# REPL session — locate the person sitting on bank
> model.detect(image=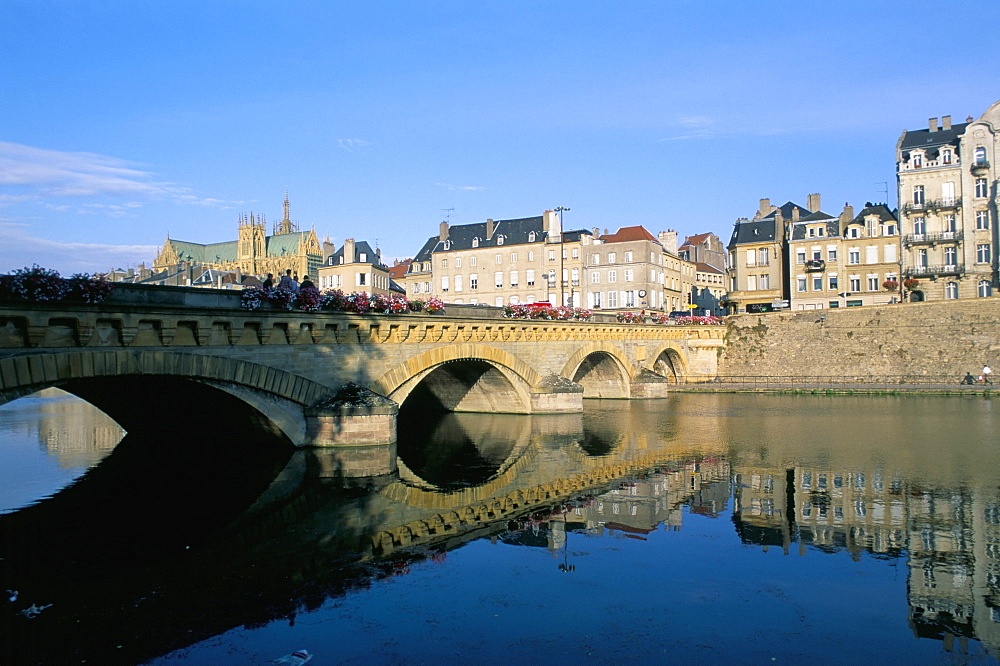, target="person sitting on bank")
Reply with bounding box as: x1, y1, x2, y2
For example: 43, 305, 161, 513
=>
961, 372, 976, 385
299, 275, 315, 290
